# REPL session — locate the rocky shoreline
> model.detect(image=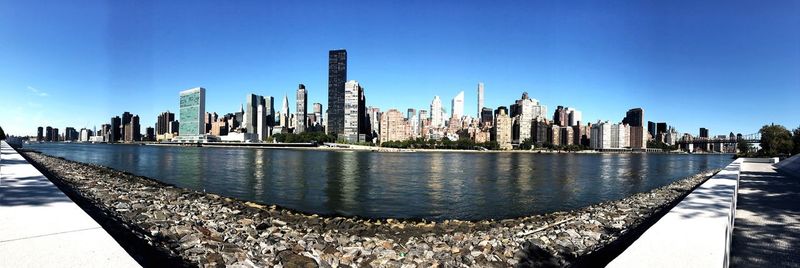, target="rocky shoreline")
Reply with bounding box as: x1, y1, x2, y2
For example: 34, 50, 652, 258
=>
22, 150, 719, 267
